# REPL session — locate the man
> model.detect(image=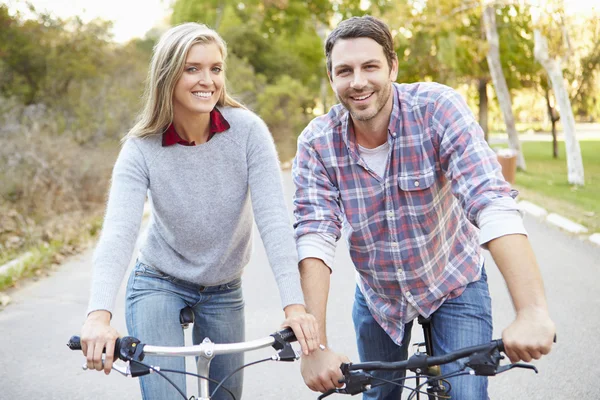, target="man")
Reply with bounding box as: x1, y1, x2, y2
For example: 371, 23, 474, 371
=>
292, 15, 555, 399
